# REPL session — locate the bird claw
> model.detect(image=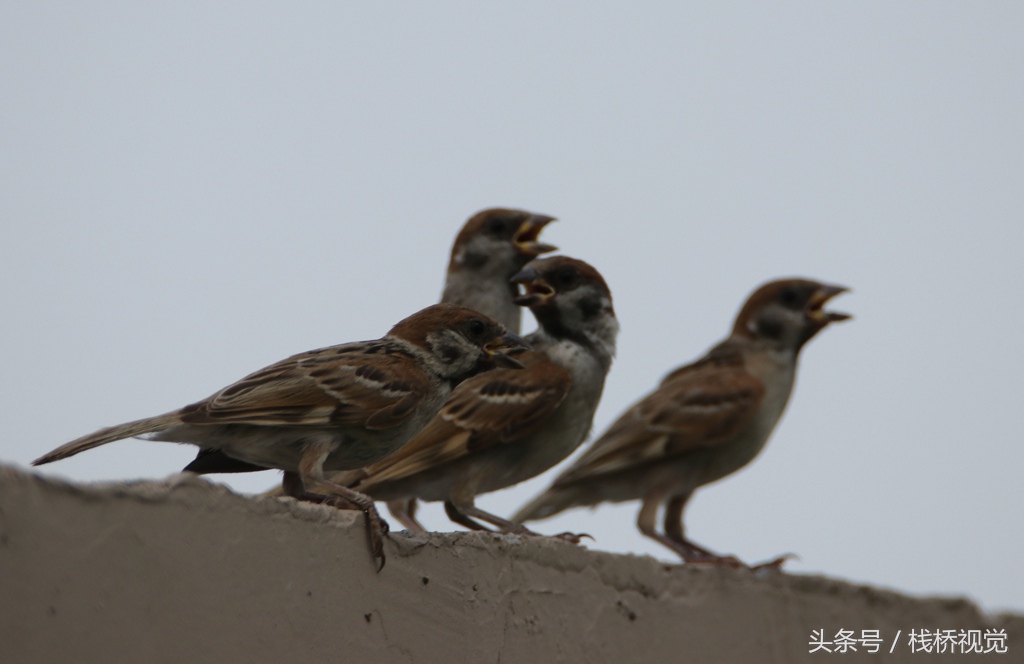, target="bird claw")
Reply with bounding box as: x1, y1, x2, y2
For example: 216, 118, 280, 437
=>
316, 495, 390, 572
320, 495, 359, 510
715, 555, 746, 569
501, 523, 589, 545
750, 552, 798, 572
503, 524, 536, 536
685, 551, 796, 573
362, 505, 390, 572
685, 553, 746, 569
